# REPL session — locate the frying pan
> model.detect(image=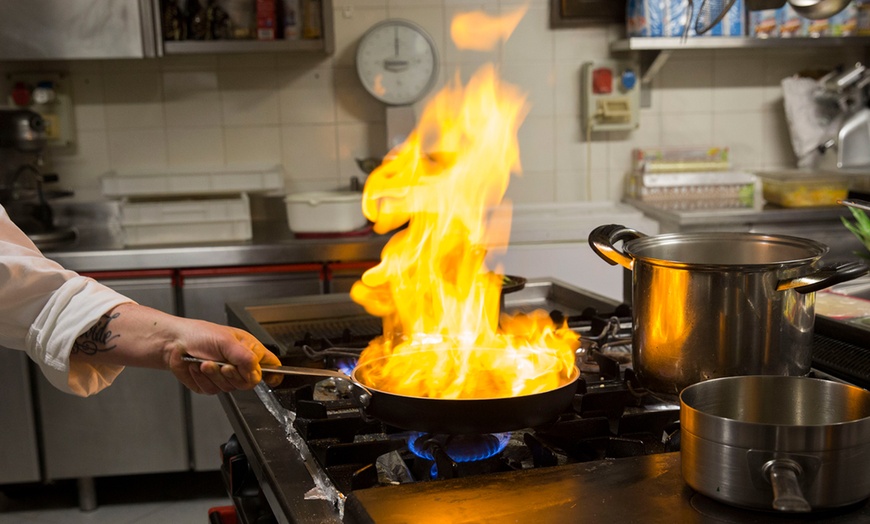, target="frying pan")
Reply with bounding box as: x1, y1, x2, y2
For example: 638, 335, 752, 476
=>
184, 354, 579, 434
